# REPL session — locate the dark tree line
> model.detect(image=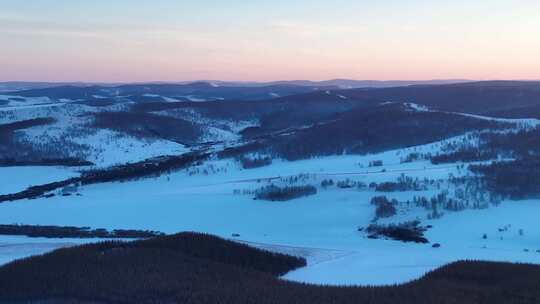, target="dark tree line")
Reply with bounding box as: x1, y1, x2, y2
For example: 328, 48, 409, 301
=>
0, 158, 94, 167
237, 155, 272, 169
0, 224, 164, 239
0, 178, 78, 203
254, 184, 317, 201
0, 152, 209, 203
372, 174, 427, 192
81, 152, 208, 184
431, 148, 497, 164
